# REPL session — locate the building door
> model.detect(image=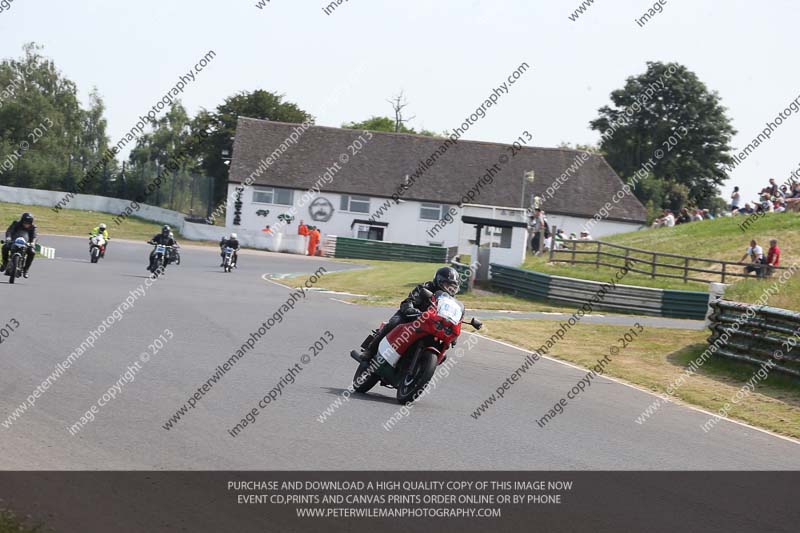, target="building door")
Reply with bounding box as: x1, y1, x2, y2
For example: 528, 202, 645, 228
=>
368, 227, 384, 241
